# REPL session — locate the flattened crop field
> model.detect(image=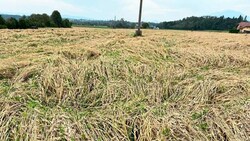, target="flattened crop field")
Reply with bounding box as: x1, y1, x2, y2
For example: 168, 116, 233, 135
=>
0, 28, 250, 140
